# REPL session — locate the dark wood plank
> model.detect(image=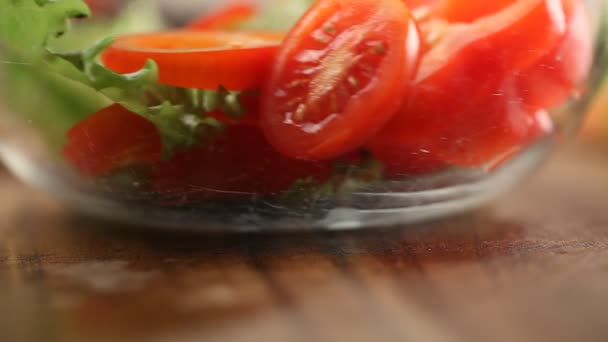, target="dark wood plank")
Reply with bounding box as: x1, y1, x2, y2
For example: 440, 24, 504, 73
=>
1, 144, 608, 342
